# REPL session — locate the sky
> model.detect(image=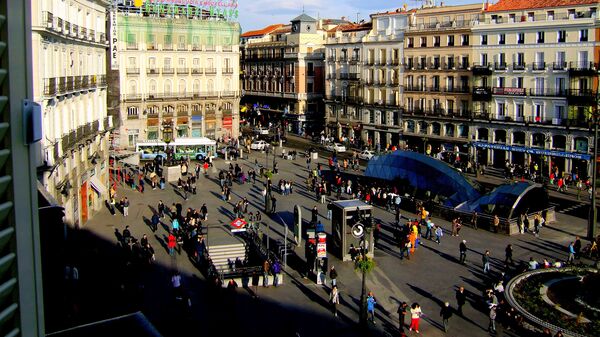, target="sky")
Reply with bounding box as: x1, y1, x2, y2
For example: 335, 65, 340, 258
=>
237, 0, 478, 31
